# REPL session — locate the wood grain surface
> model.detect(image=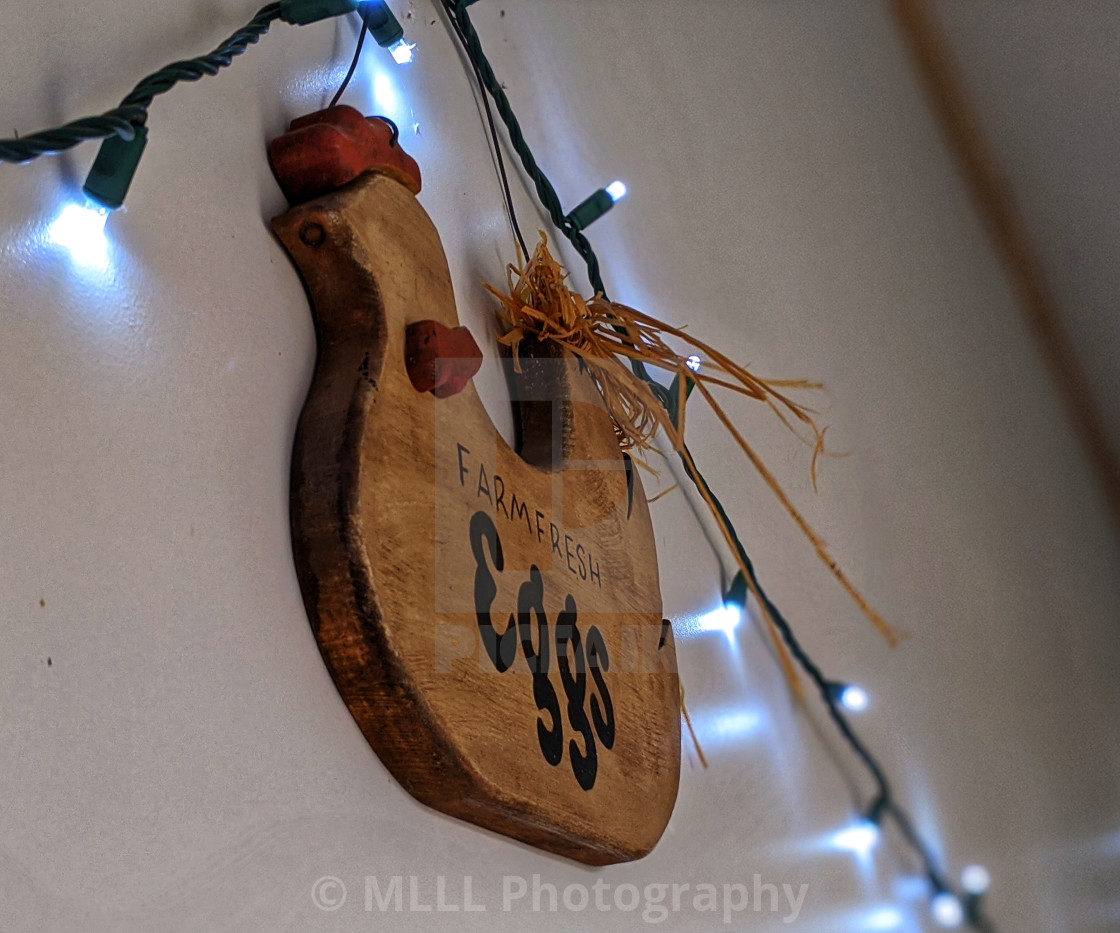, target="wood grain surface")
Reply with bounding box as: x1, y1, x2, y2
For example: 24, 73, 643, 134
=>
273, 171, 680, 865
